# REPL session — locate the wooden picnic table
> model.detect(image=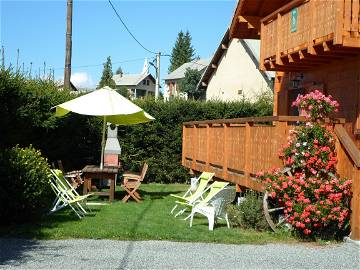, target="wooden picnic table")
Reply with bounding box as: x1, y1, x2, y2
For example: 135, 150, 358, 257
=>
82, 165, 119, 203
